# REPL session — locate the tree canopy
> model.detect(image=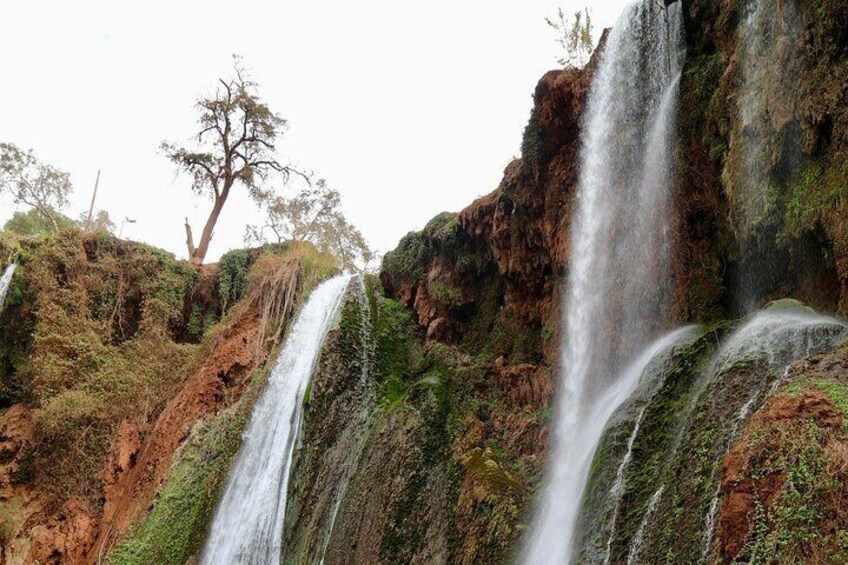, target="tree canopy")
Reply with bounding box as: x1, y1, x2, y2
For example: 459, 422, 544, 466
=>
0, 142, 73, 233
247, 180, 374, 272
163, 55, 306, 264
